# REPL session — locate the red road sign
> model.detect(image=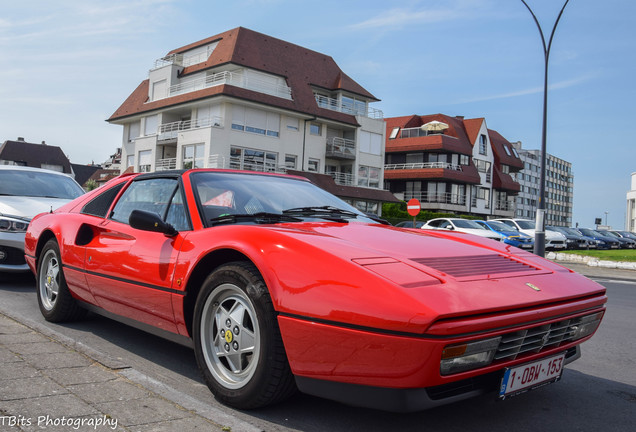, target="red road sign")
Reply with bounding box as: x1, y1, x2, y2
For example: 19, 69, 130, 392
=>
407, 199, 421, 217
